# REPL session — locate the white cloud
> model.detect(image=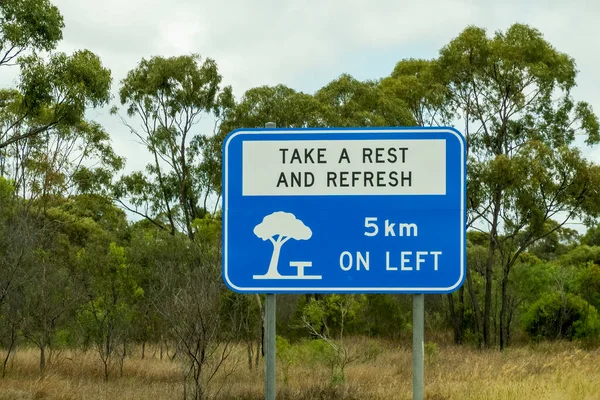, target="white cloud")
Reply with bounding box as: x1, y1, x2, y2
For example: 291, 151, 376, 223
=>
51, 0, 600, 98
5, 0, 600, 172
52, 0, 487, 94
